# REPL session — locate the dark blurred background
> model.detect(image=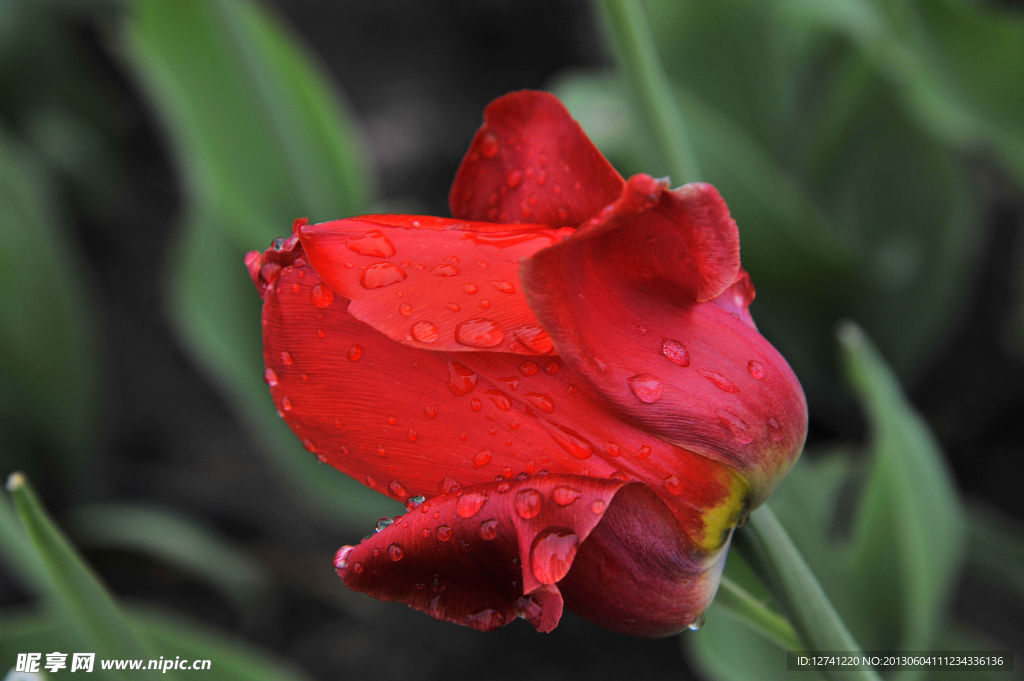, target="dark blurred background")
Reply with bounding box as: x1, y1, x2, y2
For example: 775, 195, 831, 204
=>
1, 1, 1022, 680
